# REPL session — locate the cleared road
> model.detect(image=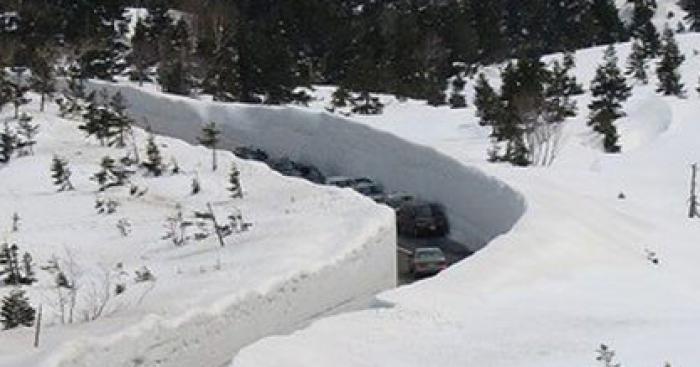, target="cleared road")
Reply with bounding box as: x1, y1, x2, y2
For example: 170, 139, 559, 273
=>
397, 236, 475, 285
